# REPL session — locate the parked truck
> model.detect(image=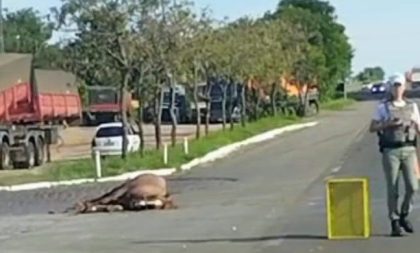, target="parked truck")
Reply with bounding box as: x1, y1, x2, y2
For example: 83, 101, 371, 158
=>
244, 75, 320, 117
142, 84, 192, 124
408, 67, 420, 89
161, 84, 192, 124
278, 76, 320, 117
0, 53, 82, 170
81, 85, 133, 126
193, 81, 241, 123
